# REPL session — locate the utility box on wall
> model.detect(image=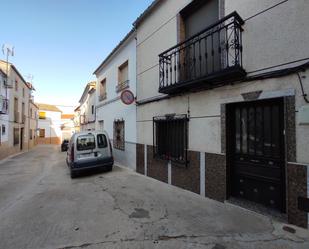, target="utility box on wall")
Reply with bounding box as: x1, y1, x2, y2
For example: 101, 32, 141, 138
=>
298, 105, 309, 125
